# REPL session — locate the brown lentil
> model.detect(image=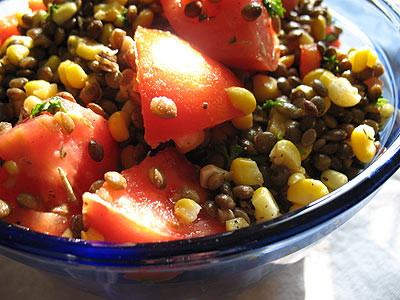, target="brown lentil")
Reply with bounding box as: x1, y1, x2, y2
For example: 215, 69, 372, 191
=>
206, 171, 225, 191
87, 102, 105, 117
202, 200, 218, 218
16, 193, 40, 210
241, 3, 262, 22
215, 193, 236, 210
174, 186, 201, 204
232, 185, 254, 199
217, 208, 235, 223
233, 207, 251, 224
184, 1, 202, 18
70, 214, 84, 238
313, 153, 331, 171
37, 66, 53, 82
89, 180, 106, 193
88, 140, 105, 162
105, 171, 128, 190
302, 128, 317, 147
323, 129, 347, 141
8, 77, 29, 89
147, 167, 166, 190
254, 131, 276, 154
